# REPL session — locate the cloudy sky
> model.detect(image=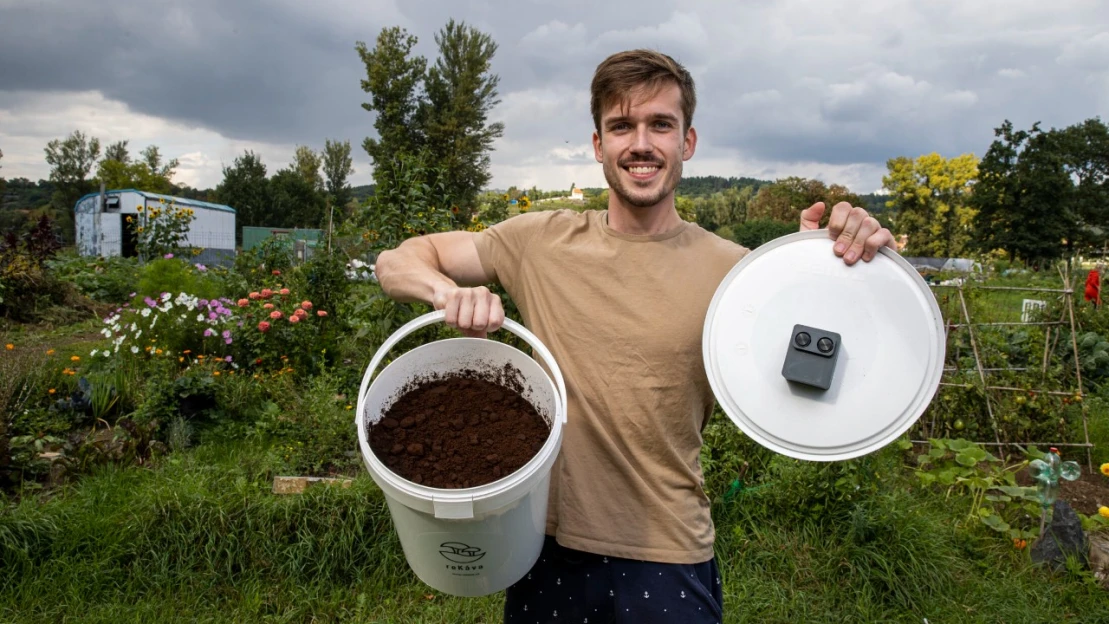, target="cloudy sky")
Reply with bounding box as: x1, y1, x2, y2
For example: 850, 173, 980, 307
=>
1, 0, 1107, 195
